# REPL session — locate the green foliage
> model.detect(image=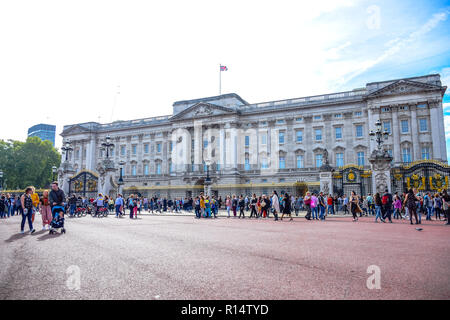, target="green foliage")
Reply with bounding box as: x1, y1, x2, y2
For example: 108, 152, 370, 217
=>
0, 136, 61, 190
